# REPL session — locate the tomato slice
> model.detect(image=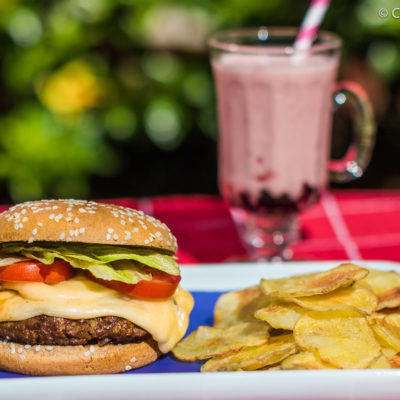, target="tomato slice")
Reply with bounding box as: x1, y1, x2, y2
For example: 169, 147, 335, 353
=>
87, 268, 181, 299
0, 259, 74, 283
